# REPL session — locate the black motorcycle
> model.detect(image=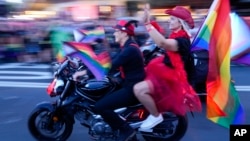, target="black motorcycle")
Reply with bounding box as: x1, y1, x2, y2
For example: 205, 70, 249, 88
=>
28, 48, 188, 141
